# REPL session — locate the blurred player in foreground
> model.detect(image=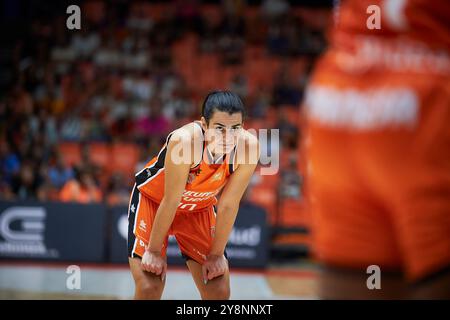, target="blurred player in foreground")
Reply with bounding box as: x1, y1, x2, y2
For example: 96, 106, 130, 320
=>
303, 0, 450, 298
128, 91, 259, 299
